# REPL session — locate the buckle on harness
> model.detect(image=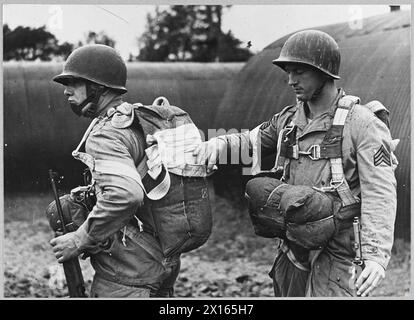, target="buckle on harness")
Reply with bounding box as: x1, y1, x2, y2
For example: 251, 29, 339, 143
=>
312, 178, 344, 194
283, 125, 296, 142
330, 178, 344, 189
298, 145, 321, 160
